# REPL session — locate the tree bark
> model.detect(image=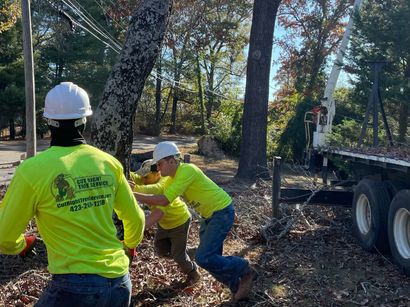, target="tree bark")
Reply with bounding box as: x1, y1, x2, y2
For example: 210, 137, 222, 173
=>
91, 0, 172, 175
236, 0, 281, 180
